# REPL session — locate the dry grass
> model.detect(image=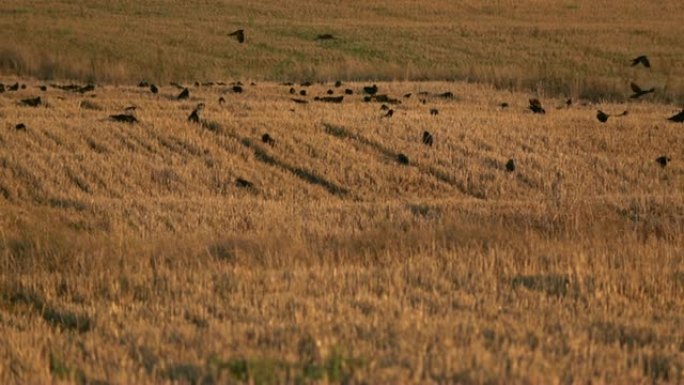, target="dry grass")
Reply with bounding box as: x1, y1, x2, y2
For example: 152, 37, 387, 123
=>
0, 78, 683, 384
0, 0, 683, 102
